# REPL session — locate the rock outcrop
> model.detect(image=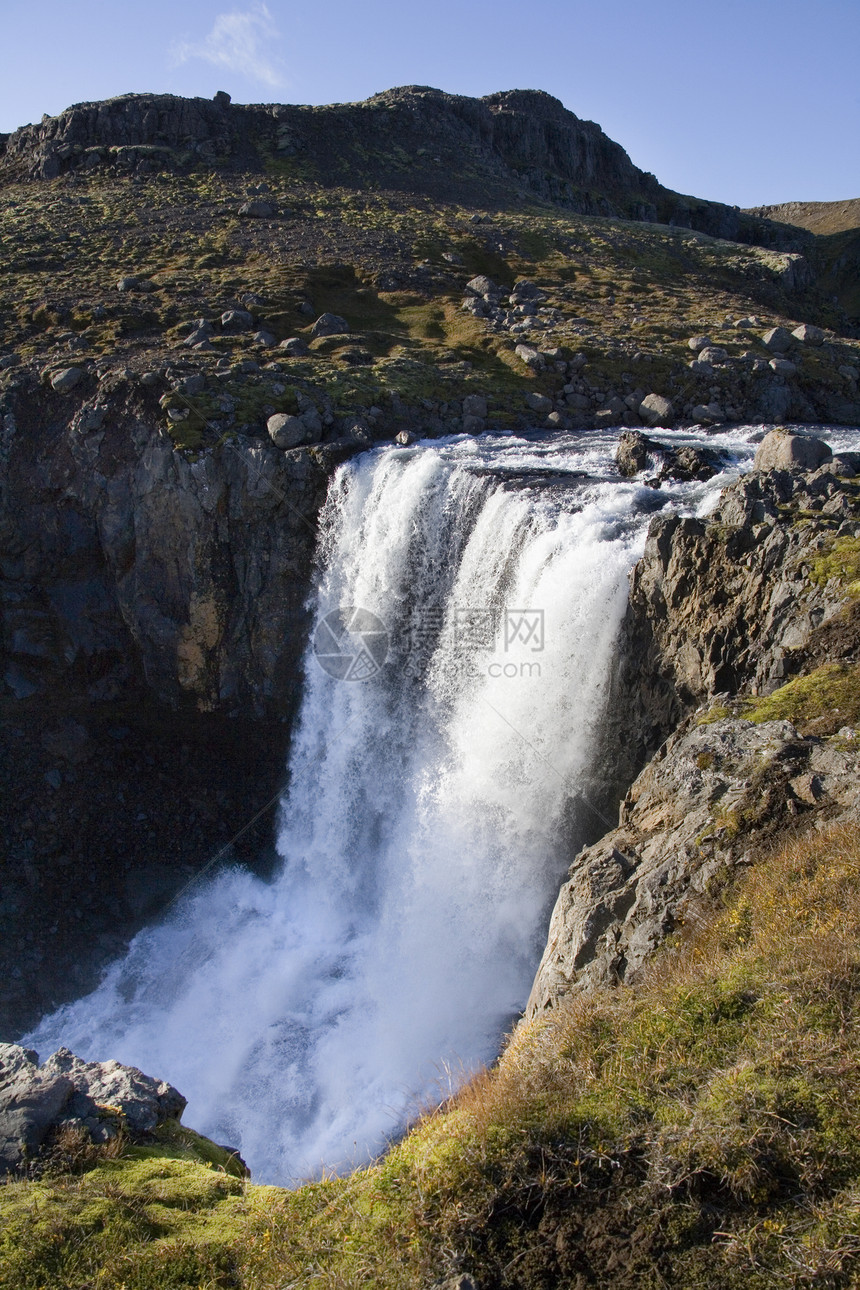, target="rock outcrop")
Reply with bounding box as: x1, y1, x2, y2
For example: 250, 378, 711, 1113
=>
528, 715, 860, 1014
533, 432, 860, 1013
1, 382, 338, 718
0, 1043, 186, 1175
604, 435, 860, 784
